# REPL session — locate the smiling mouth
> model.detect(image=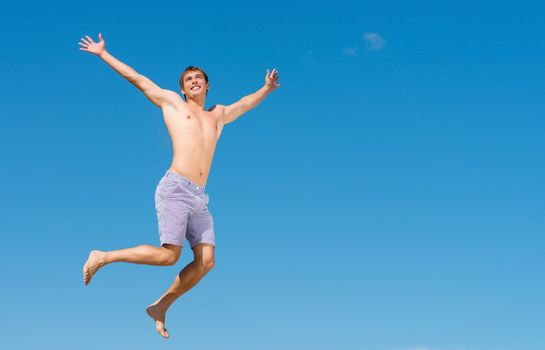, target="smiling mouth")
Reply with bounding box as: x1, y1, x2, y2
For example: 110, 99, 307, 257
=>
191, 85, 201, 91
